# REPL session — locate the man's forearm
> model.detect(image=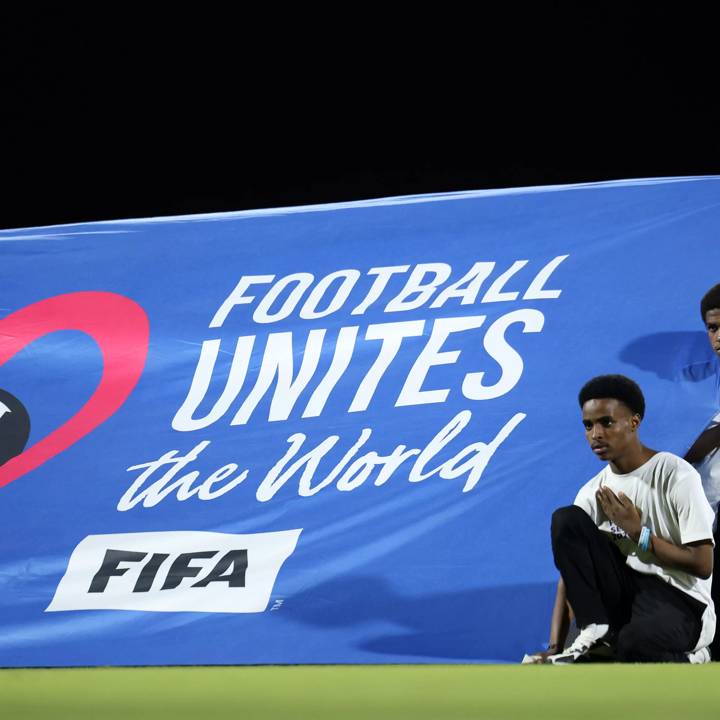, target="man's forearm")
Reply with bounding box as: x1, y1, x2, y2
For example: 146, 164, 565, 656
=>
638, 531, 713, 579
548, 578, 571, 651
685, 424, 720, 465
